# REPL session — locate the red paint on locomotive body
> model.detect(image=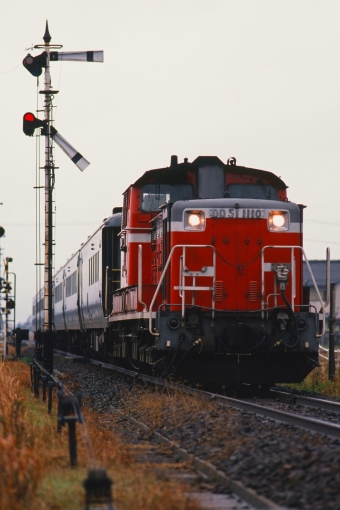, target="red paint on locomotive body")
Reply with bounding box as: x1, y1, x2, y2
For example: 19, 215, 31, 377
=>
170, 220, 302, 312
121, 157, 304, 315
